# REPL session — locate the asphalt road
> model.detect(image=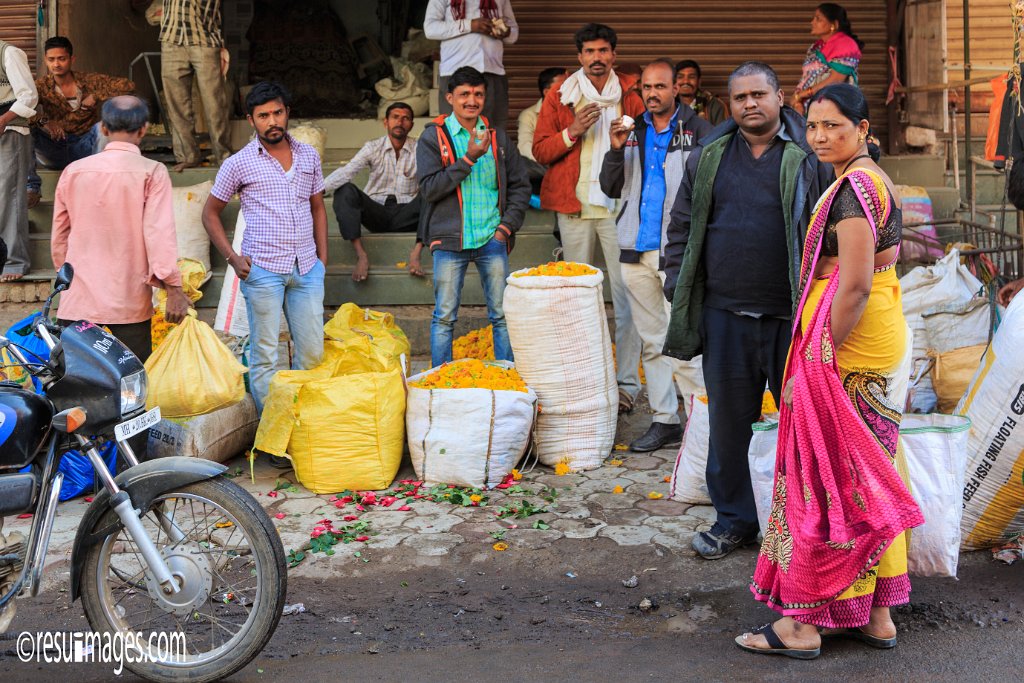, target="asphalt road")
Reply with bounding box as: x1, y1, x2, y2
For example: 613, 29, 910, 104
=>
1, 540, 1019, 682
